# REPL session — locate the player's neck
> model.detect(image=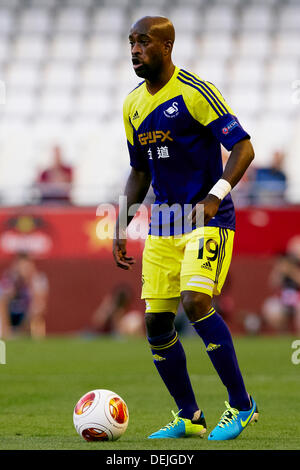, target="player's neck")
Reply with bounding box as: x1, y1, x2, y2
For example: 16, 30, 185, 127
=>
146, 63, 175, 96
